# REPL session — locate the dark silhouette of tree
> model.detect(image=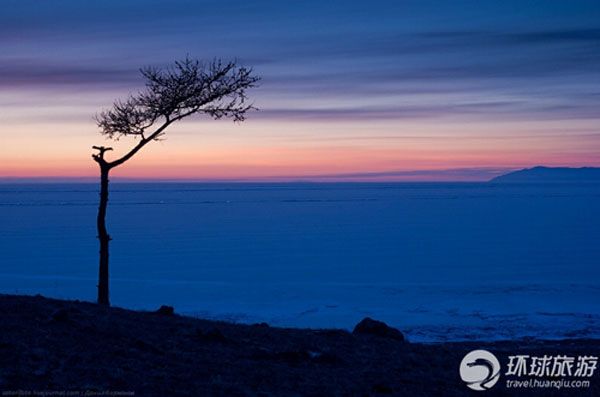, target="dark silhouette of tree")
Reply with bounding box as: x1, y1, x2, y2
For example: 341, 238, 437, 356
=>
92, 58, 259, 306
